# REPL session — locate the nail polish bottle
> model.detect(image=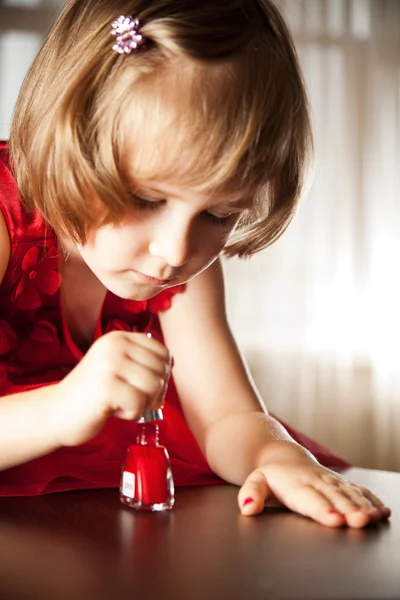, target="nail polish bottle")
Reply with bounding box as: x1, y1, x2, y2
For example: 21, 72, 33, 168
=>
120, 409, 175, 511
